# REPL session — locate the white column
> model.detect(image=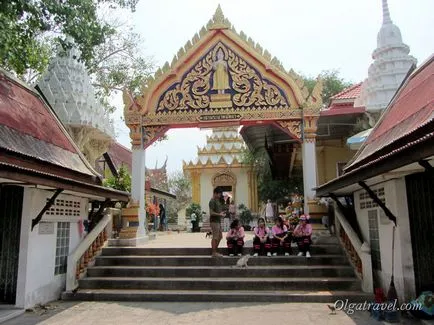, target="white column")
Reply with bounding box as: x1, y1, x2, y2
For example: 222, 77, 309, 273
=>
131, 147, 147, 240
302, 140, 317, 214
